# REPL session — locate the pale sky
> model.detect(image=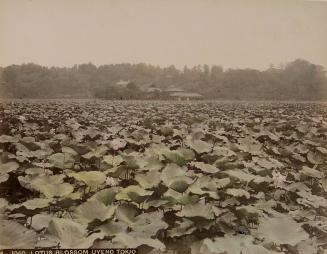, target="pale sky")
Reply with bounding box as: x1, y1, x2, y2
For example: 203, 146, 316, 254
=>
0, 0, 326, 70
